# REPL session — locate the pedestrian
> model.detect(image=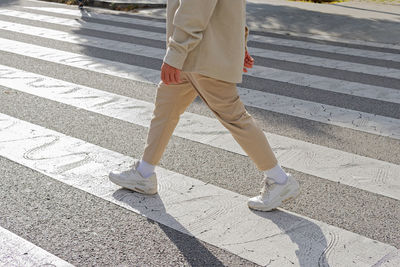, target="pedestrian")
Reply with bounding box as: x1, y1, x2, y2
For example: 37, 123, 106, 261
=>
109, 0, 300, 211
77, 0, 84, 9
